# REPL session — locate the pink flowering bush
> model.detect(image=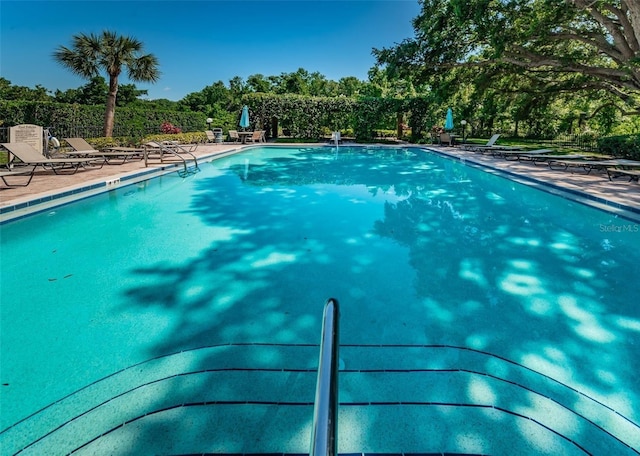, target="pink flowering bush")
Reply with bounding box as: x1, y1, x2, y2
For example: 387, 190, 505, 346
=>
160, 121, 181, 134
